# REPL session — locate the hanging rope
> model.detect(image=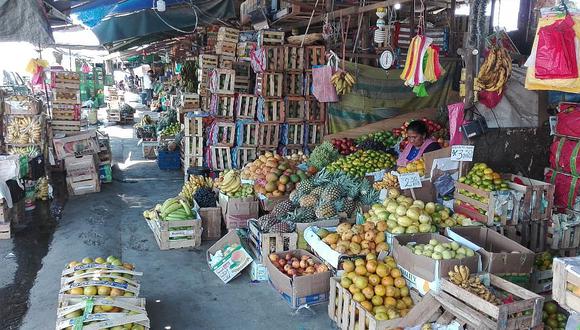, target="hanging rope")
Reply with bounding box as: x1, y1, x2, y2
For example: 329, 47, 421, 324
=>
339, 14, 351, 71
301, 0, 321, 47
415, 0, 426, 35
